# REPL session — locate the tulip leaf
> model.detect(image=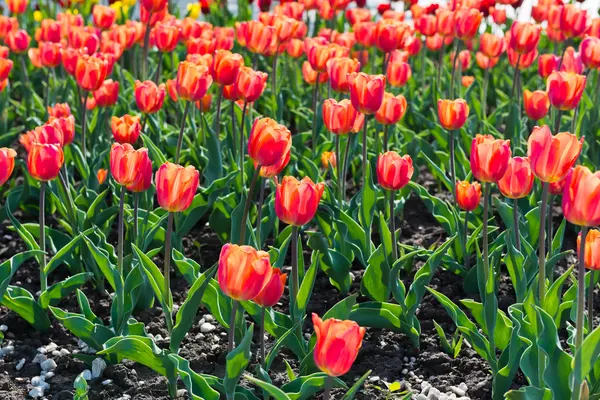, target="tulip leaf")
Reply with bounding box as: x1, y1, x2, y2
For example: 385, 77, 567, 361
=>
0, 251, 43, 299
504, 386, 552, 400
76, 289, 102, 325
265, 318, 305, 370
142, 133, 168, 166
342, 369, 371, 400
224, 324, 254, 399
44, 234, 84, 276
570, 323, 600, 397
460, 299, 512, 351
202, 112, 223, 182
281, 373, 346, 400
361, 244, 391, 301
50, 306, 115, 351
244, 374, 292, 400
2, 285, 51, 332
168, 354, 220, 400
297, 251, 320, 319
39, 272, 93, 309
358, 163, 376, 257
